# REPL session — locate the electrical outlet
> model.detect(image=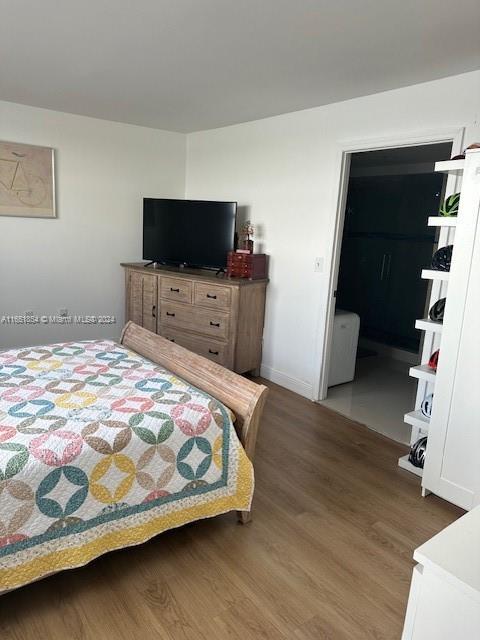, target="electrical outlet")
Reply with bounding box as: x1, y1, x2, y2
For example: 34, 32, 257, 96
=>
314, 257, 324, 273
